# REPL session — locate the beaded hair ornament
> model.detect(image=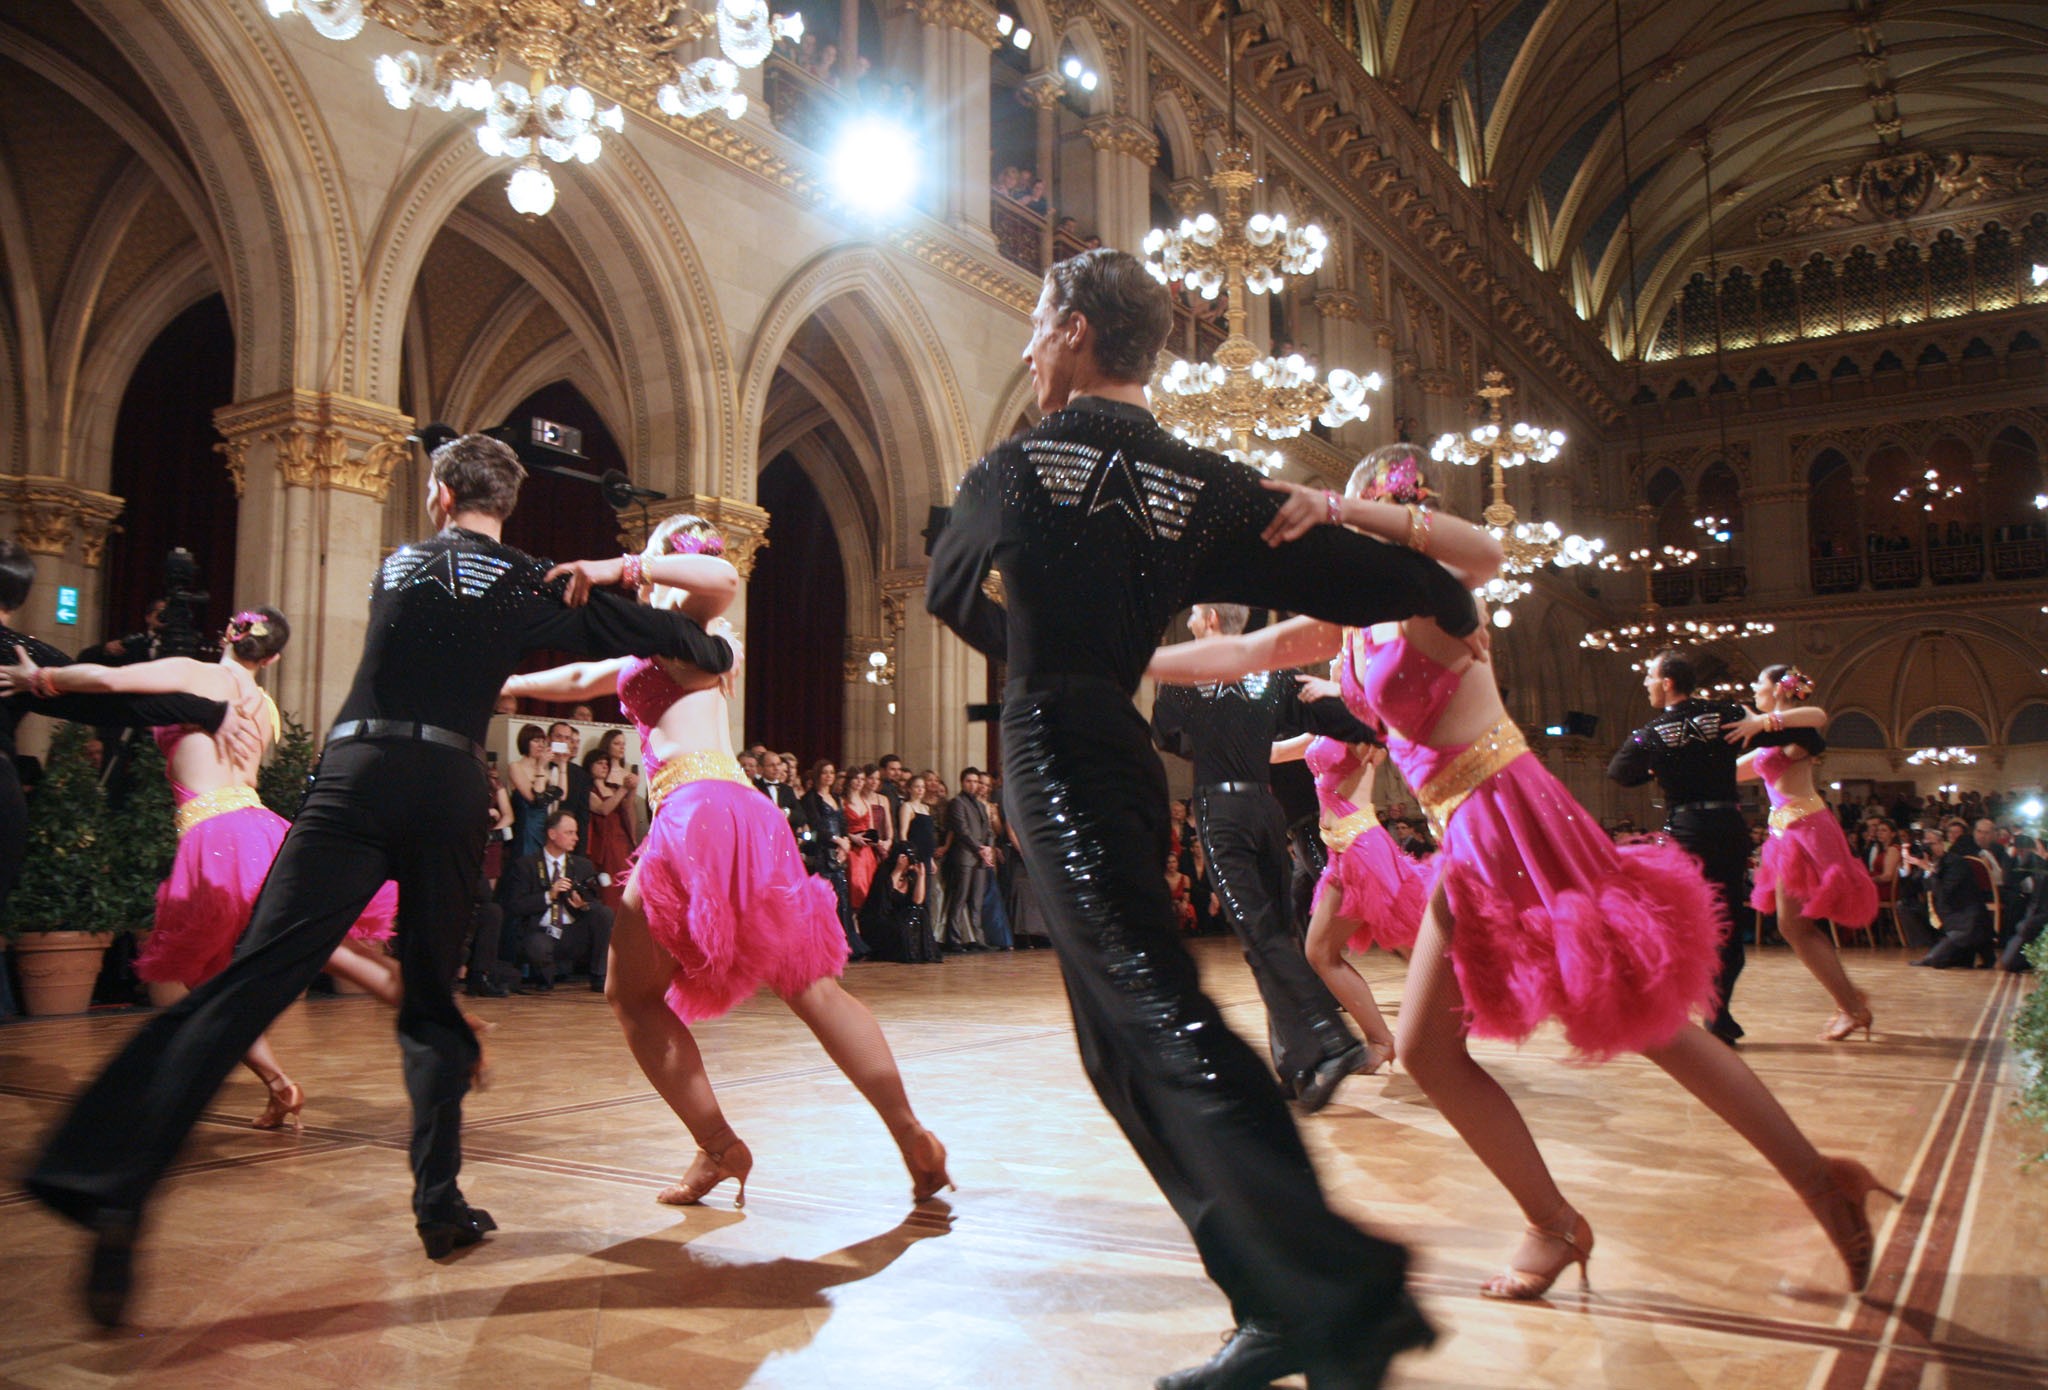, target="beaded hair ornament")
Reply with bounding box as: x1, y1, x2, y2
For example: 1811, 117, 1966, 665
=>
1776, 667, 1815, 702
1352, 450, 1438, 507
665, 526, 725, 558
226, 610, 270, 641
